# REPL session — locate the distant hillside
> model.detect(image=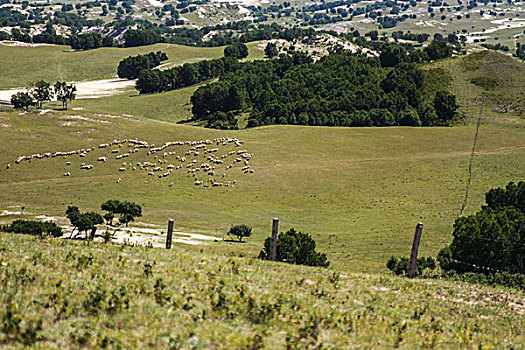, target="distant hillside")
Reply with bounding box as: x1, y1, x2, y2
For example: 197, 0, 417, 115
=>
424, 50, 525, 124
